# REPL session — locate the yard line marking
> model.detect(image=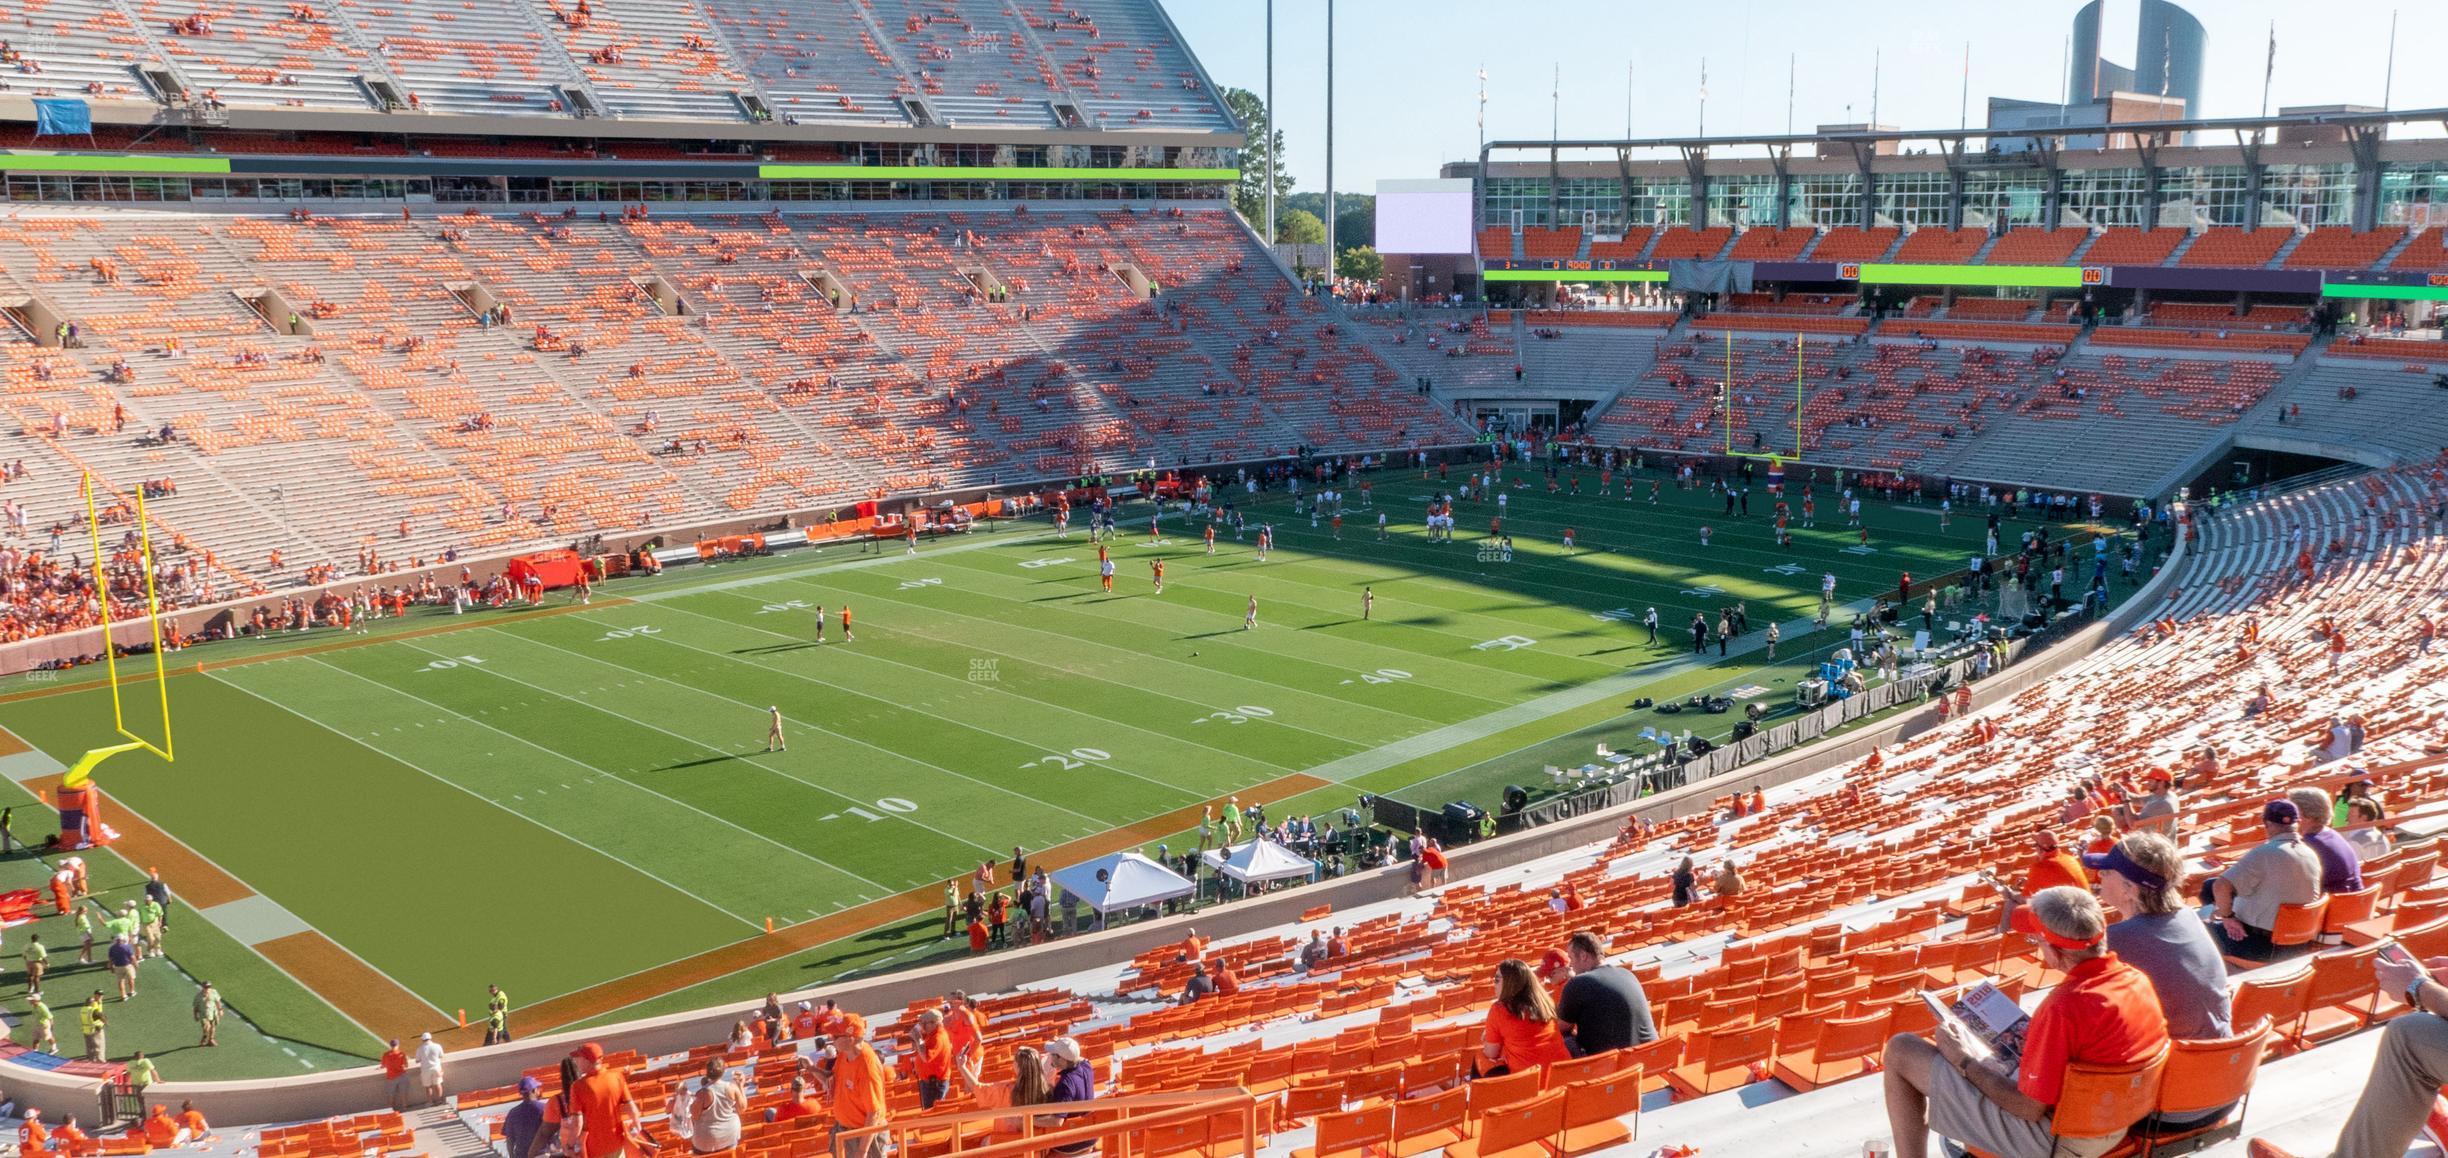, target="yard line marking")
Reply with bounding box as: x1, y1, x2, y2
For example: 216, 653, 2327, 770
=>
658, 595, 1342, 770
758, 572, 1492, 720
419, 634, 1019, 862
496, 620, 1166, 824
912, 553, 1569, 697
356, 647, 900, 900
221, 662, 781, 926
